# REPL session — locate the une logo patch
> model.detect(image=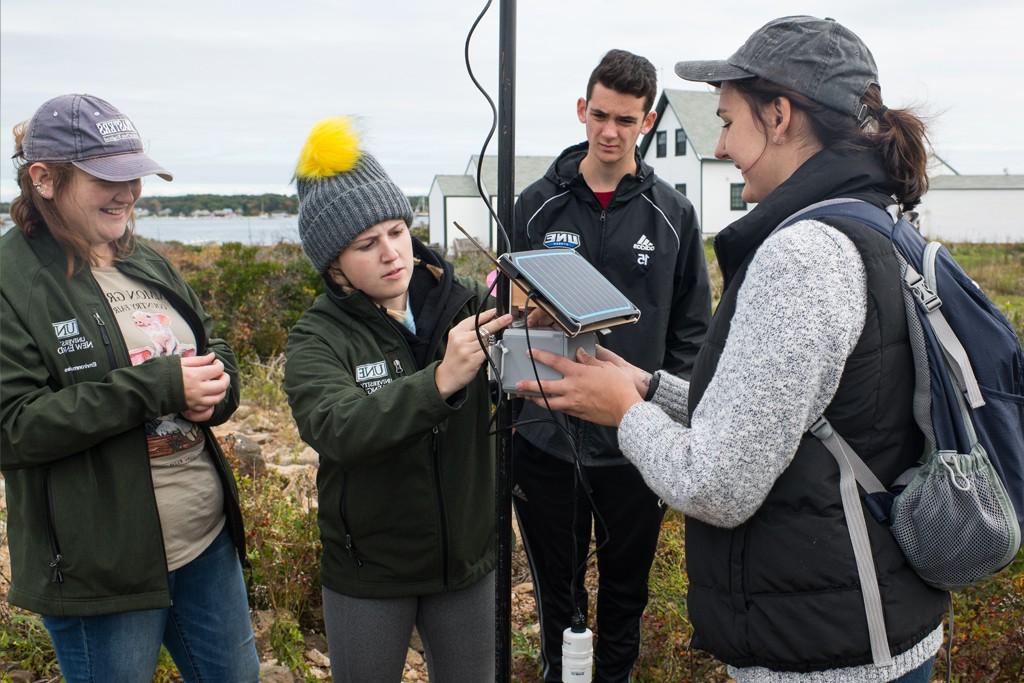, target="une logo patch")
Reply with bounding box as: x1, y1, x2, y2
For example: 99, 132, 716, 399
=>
355, 361, 389, 382
52, 318, 80, 339
543, 231, 580, 249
